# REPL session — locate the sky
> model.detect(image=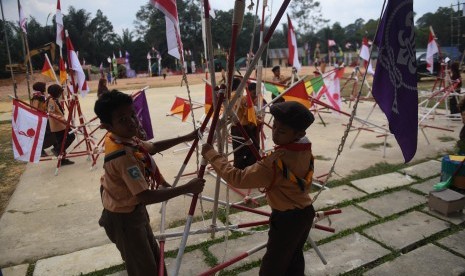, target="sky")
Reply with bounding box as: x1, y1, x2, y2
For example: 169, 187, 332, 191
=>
1, 0, 458, 36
